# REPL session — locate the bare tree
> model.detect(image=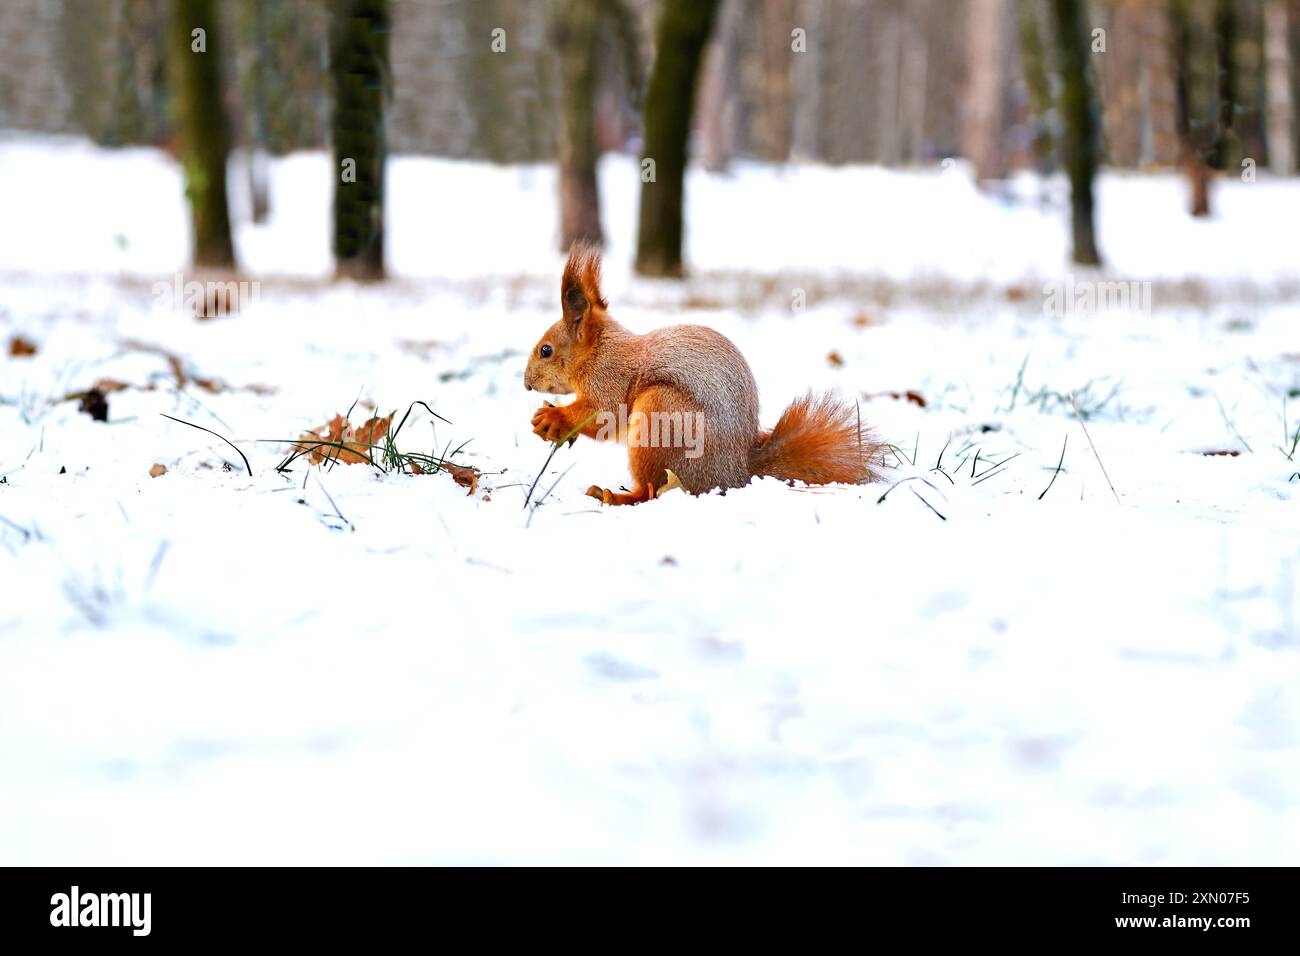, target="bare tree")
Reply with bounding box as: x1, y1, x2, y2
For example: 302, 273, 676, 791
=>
1264, 0, 1294, 174
1210, 0, 1240, 170
1139, 2, 1180, 168
553, 0, 604, 249
1016, 0, 1054, 172
635, 0, 721, 277
964, 0, 1008, 182
463, 0, 513, 163
1100, 0, 1145, 168
168, 0, 235, 269
759, 0, 796, 162
697, 0, 742, 172
552, 0, 642, 250
1052, 0, 1102, 264
1171, 0, 1211, 216
900, 0, 930, 164
330, 0, 388, 280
